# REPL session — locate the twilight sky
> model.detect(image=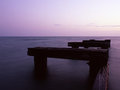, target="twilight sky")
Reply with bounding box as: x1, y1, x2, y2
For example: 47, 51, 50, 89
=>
1, 0, 120, 36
